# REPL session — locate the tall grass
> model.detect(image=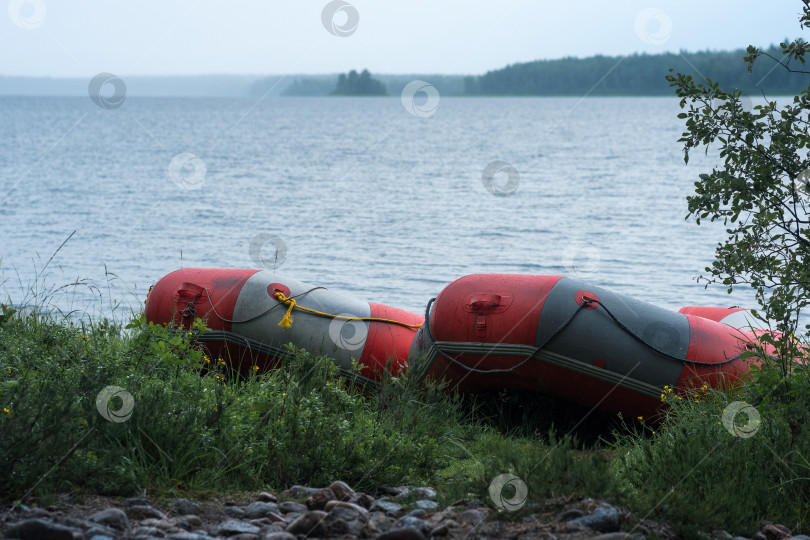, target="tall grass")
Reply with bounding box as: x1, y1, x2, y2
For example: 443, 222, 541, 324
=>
0, 309, 467, 499
1, 300, 809, 539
